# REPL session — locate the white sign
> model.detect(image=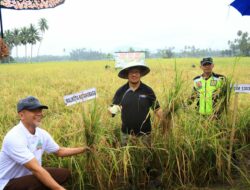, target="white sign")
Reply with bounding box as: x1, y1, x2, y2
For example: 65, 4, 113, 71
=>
234, 84, 250, 93
114, 52, 145, 69
64, 88, 97, 106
